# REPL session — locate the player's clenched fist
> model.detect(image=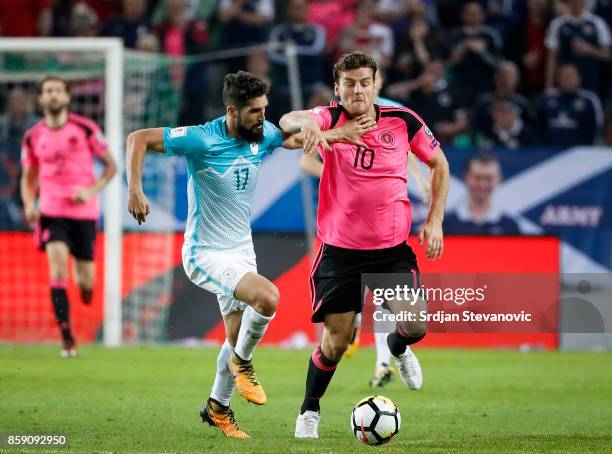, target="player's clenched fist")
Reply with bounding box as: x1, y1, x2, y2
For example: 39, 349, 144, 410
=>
127, 190, 150, 225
